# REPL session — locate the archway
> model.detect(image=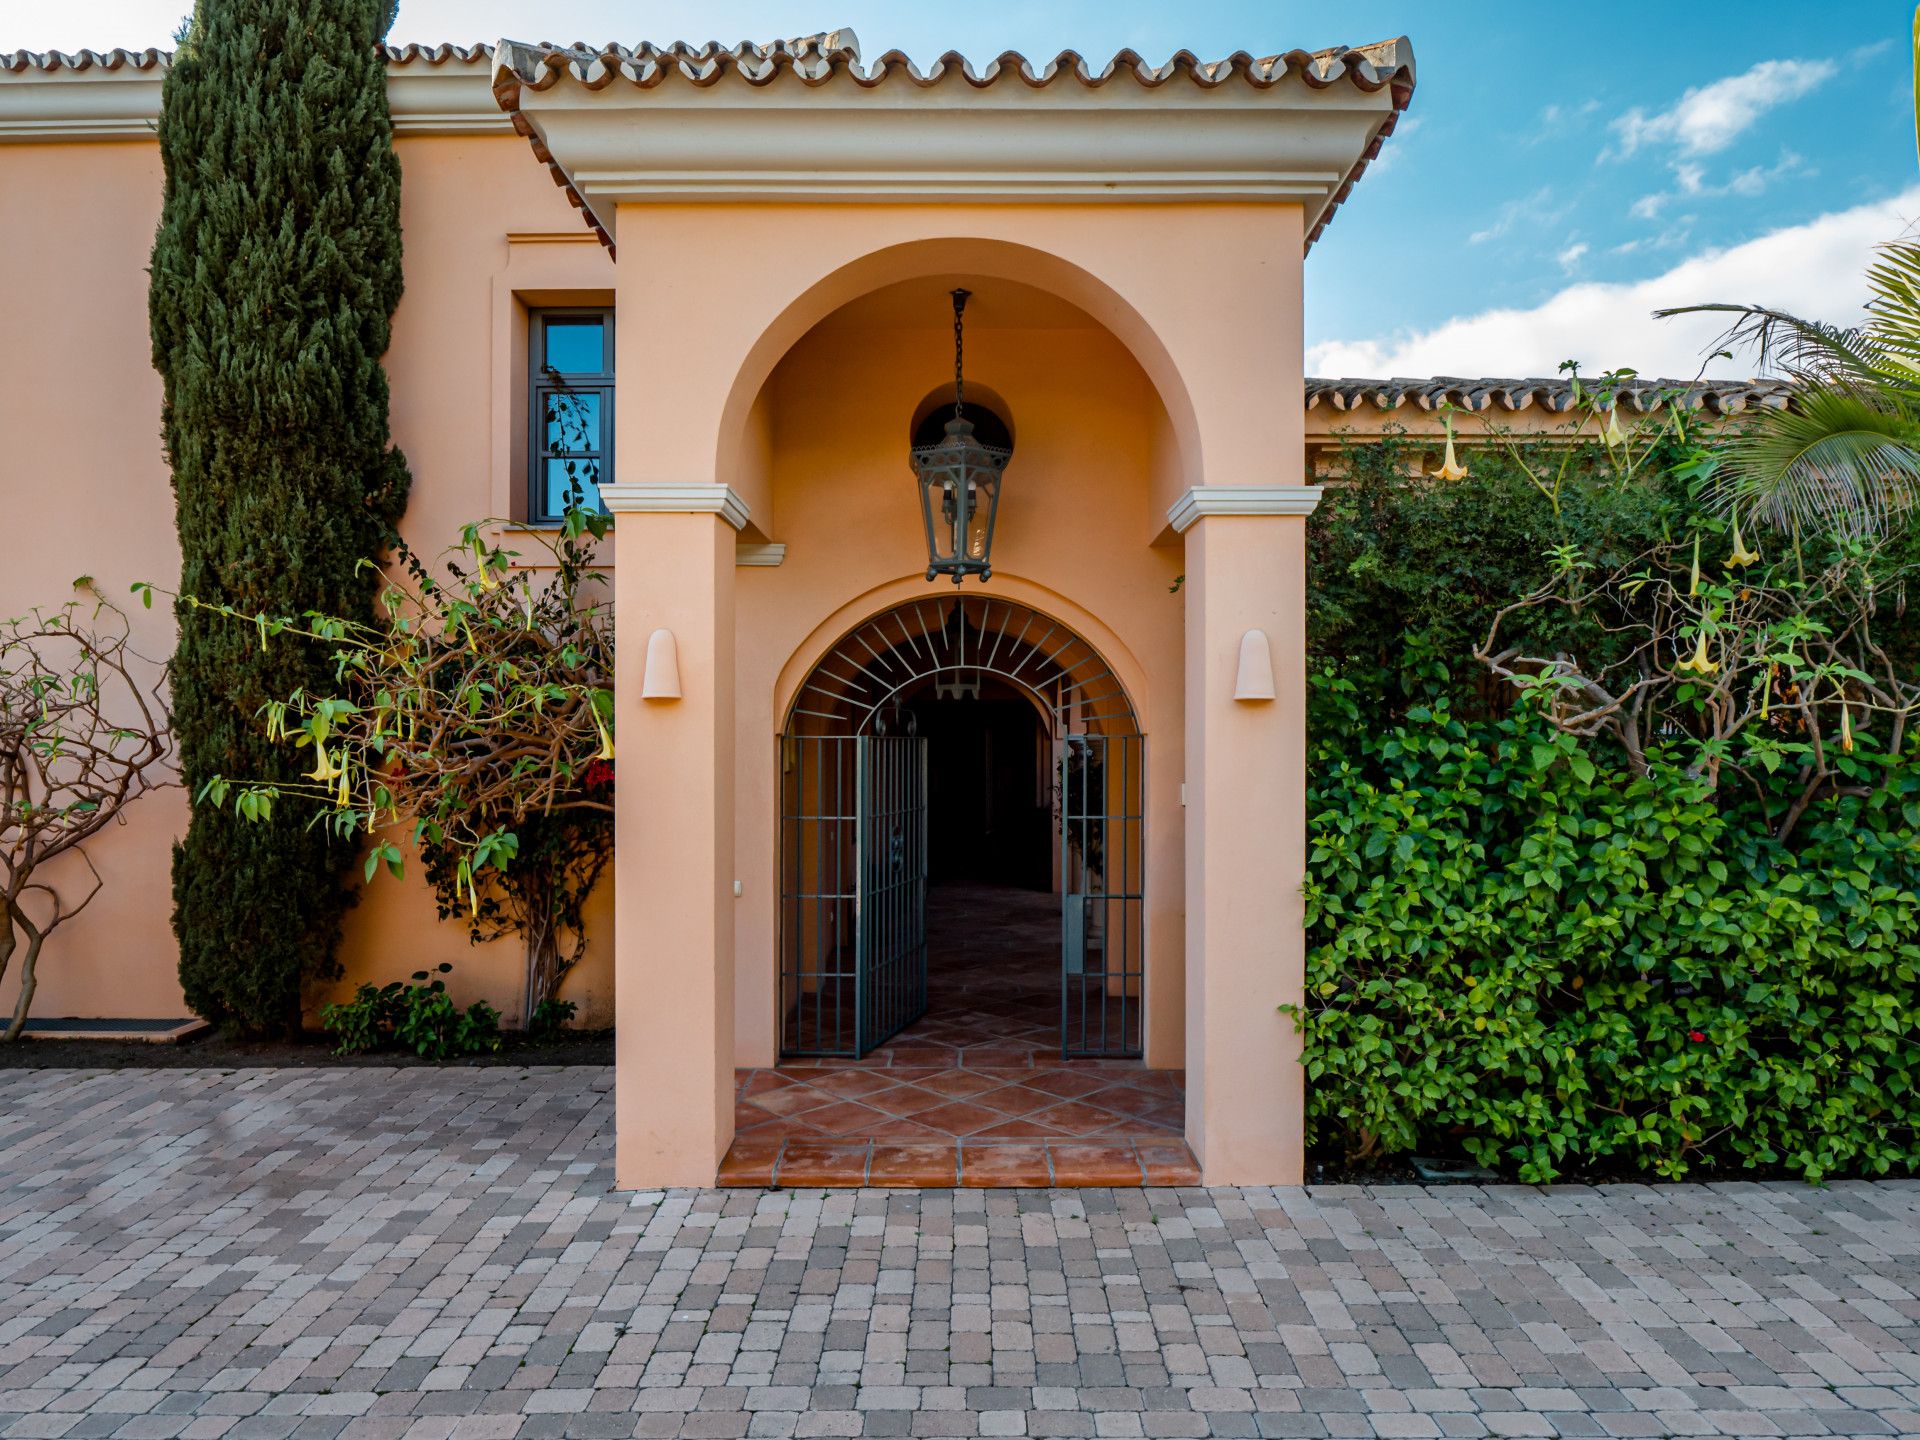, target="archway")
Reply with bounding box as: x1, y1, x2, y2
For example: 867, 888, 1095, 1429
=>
778, 595, 1145, 1067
